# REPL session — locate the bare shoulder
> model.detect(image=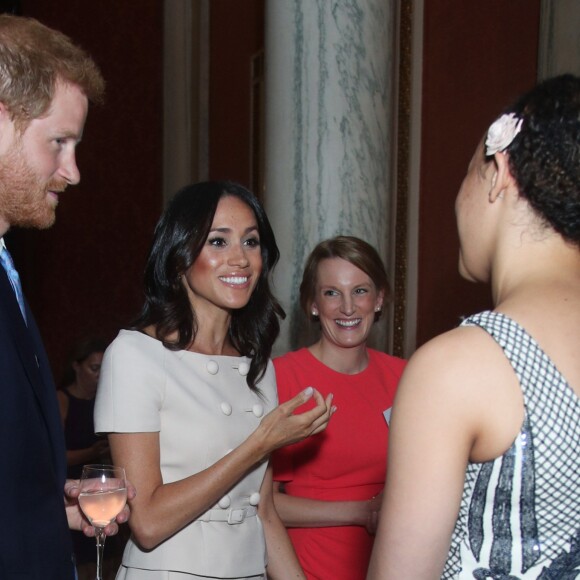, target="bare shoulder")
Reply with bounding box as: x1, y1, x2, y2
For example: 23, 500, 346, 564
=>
397, 324, 523, 461
401, 325, 507, 393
